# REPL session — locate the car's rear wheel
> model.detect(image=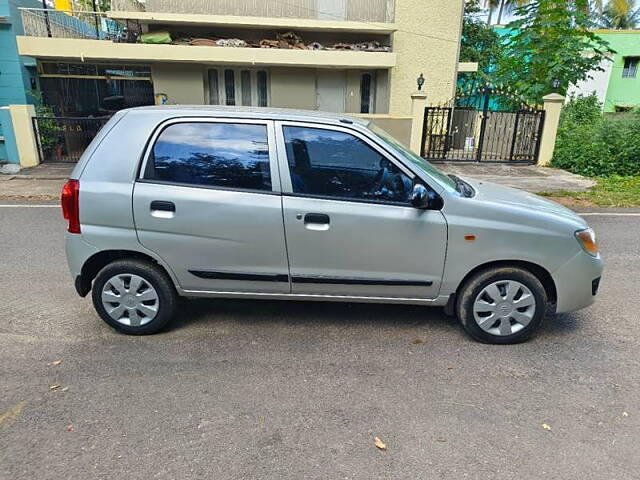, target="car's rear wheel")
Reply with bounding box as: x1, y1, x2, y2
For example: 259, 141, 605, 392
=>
91, 259, 177, 335
456, 267, 548, 344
